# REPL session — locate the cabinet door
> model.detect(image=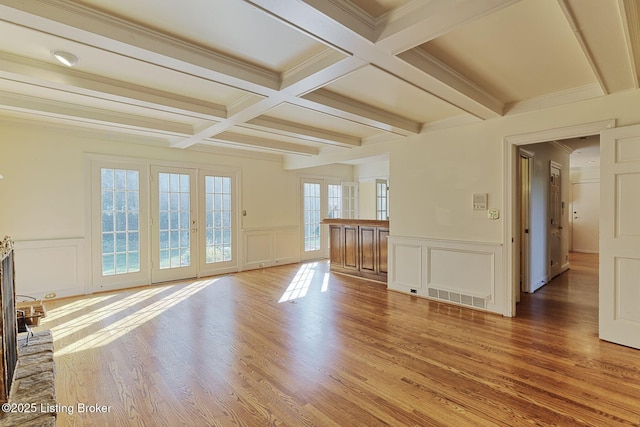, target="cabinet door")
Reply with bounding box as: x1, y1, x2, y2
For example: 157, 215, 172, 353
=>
343, 225, 359, 271
329, 225, 343, 267
377, 228, 389, 276
359, 226, 377, 274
